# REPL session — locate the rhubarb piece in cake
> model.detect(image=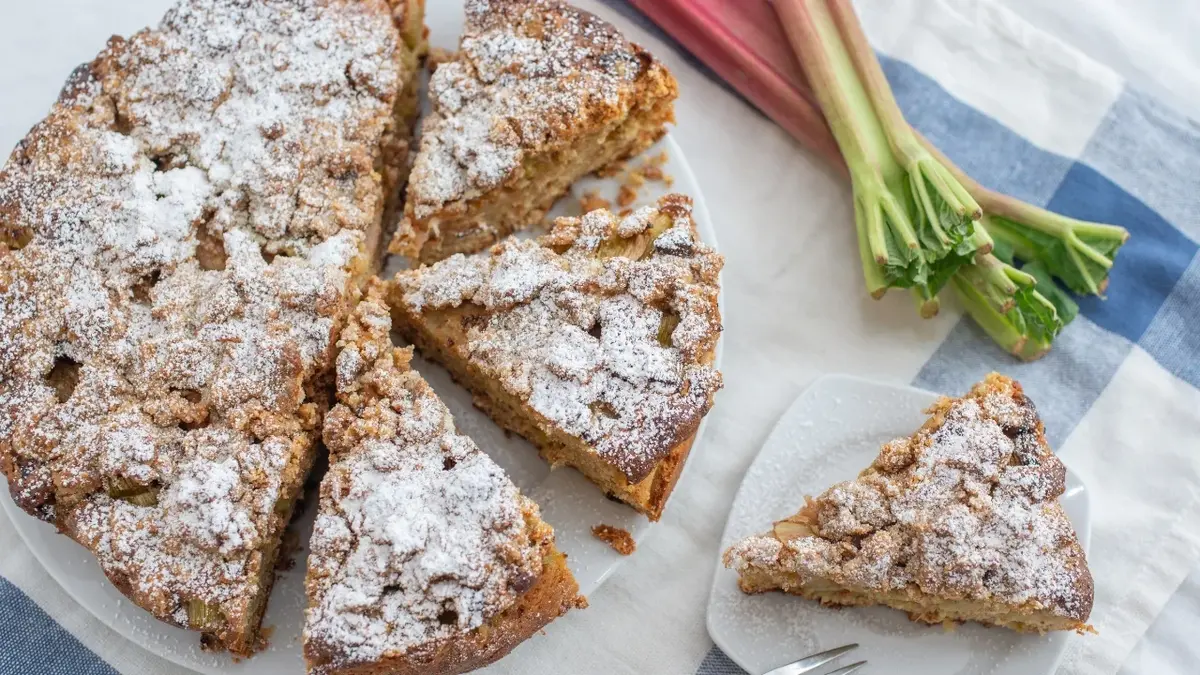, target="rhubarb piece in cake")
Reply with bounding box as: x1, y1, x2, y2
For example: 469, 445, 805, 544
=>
724, 374, 1095, 634
306, 283, 581, 675
388, 194, 723, 520
0, 0, 425, 655
390, 0, 679, 263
